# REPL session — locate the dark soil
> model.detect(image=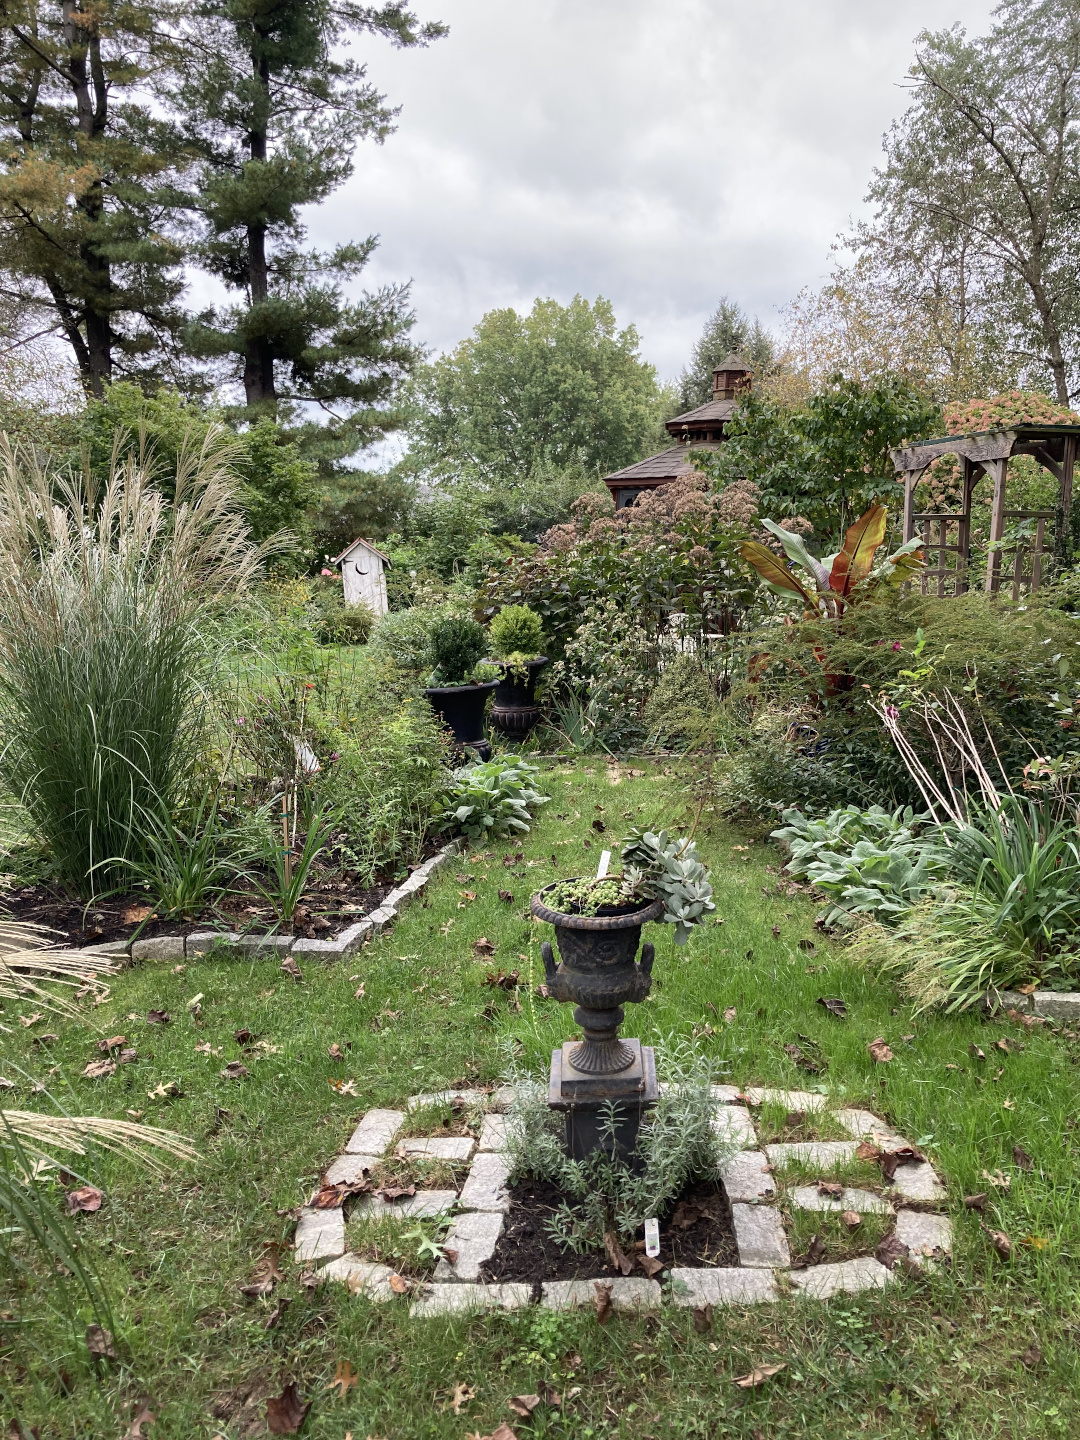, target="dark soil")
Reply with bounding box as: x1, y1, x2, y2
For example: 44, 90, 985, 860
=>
4, 867, 410, 949
480, 1175, 738, 1284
